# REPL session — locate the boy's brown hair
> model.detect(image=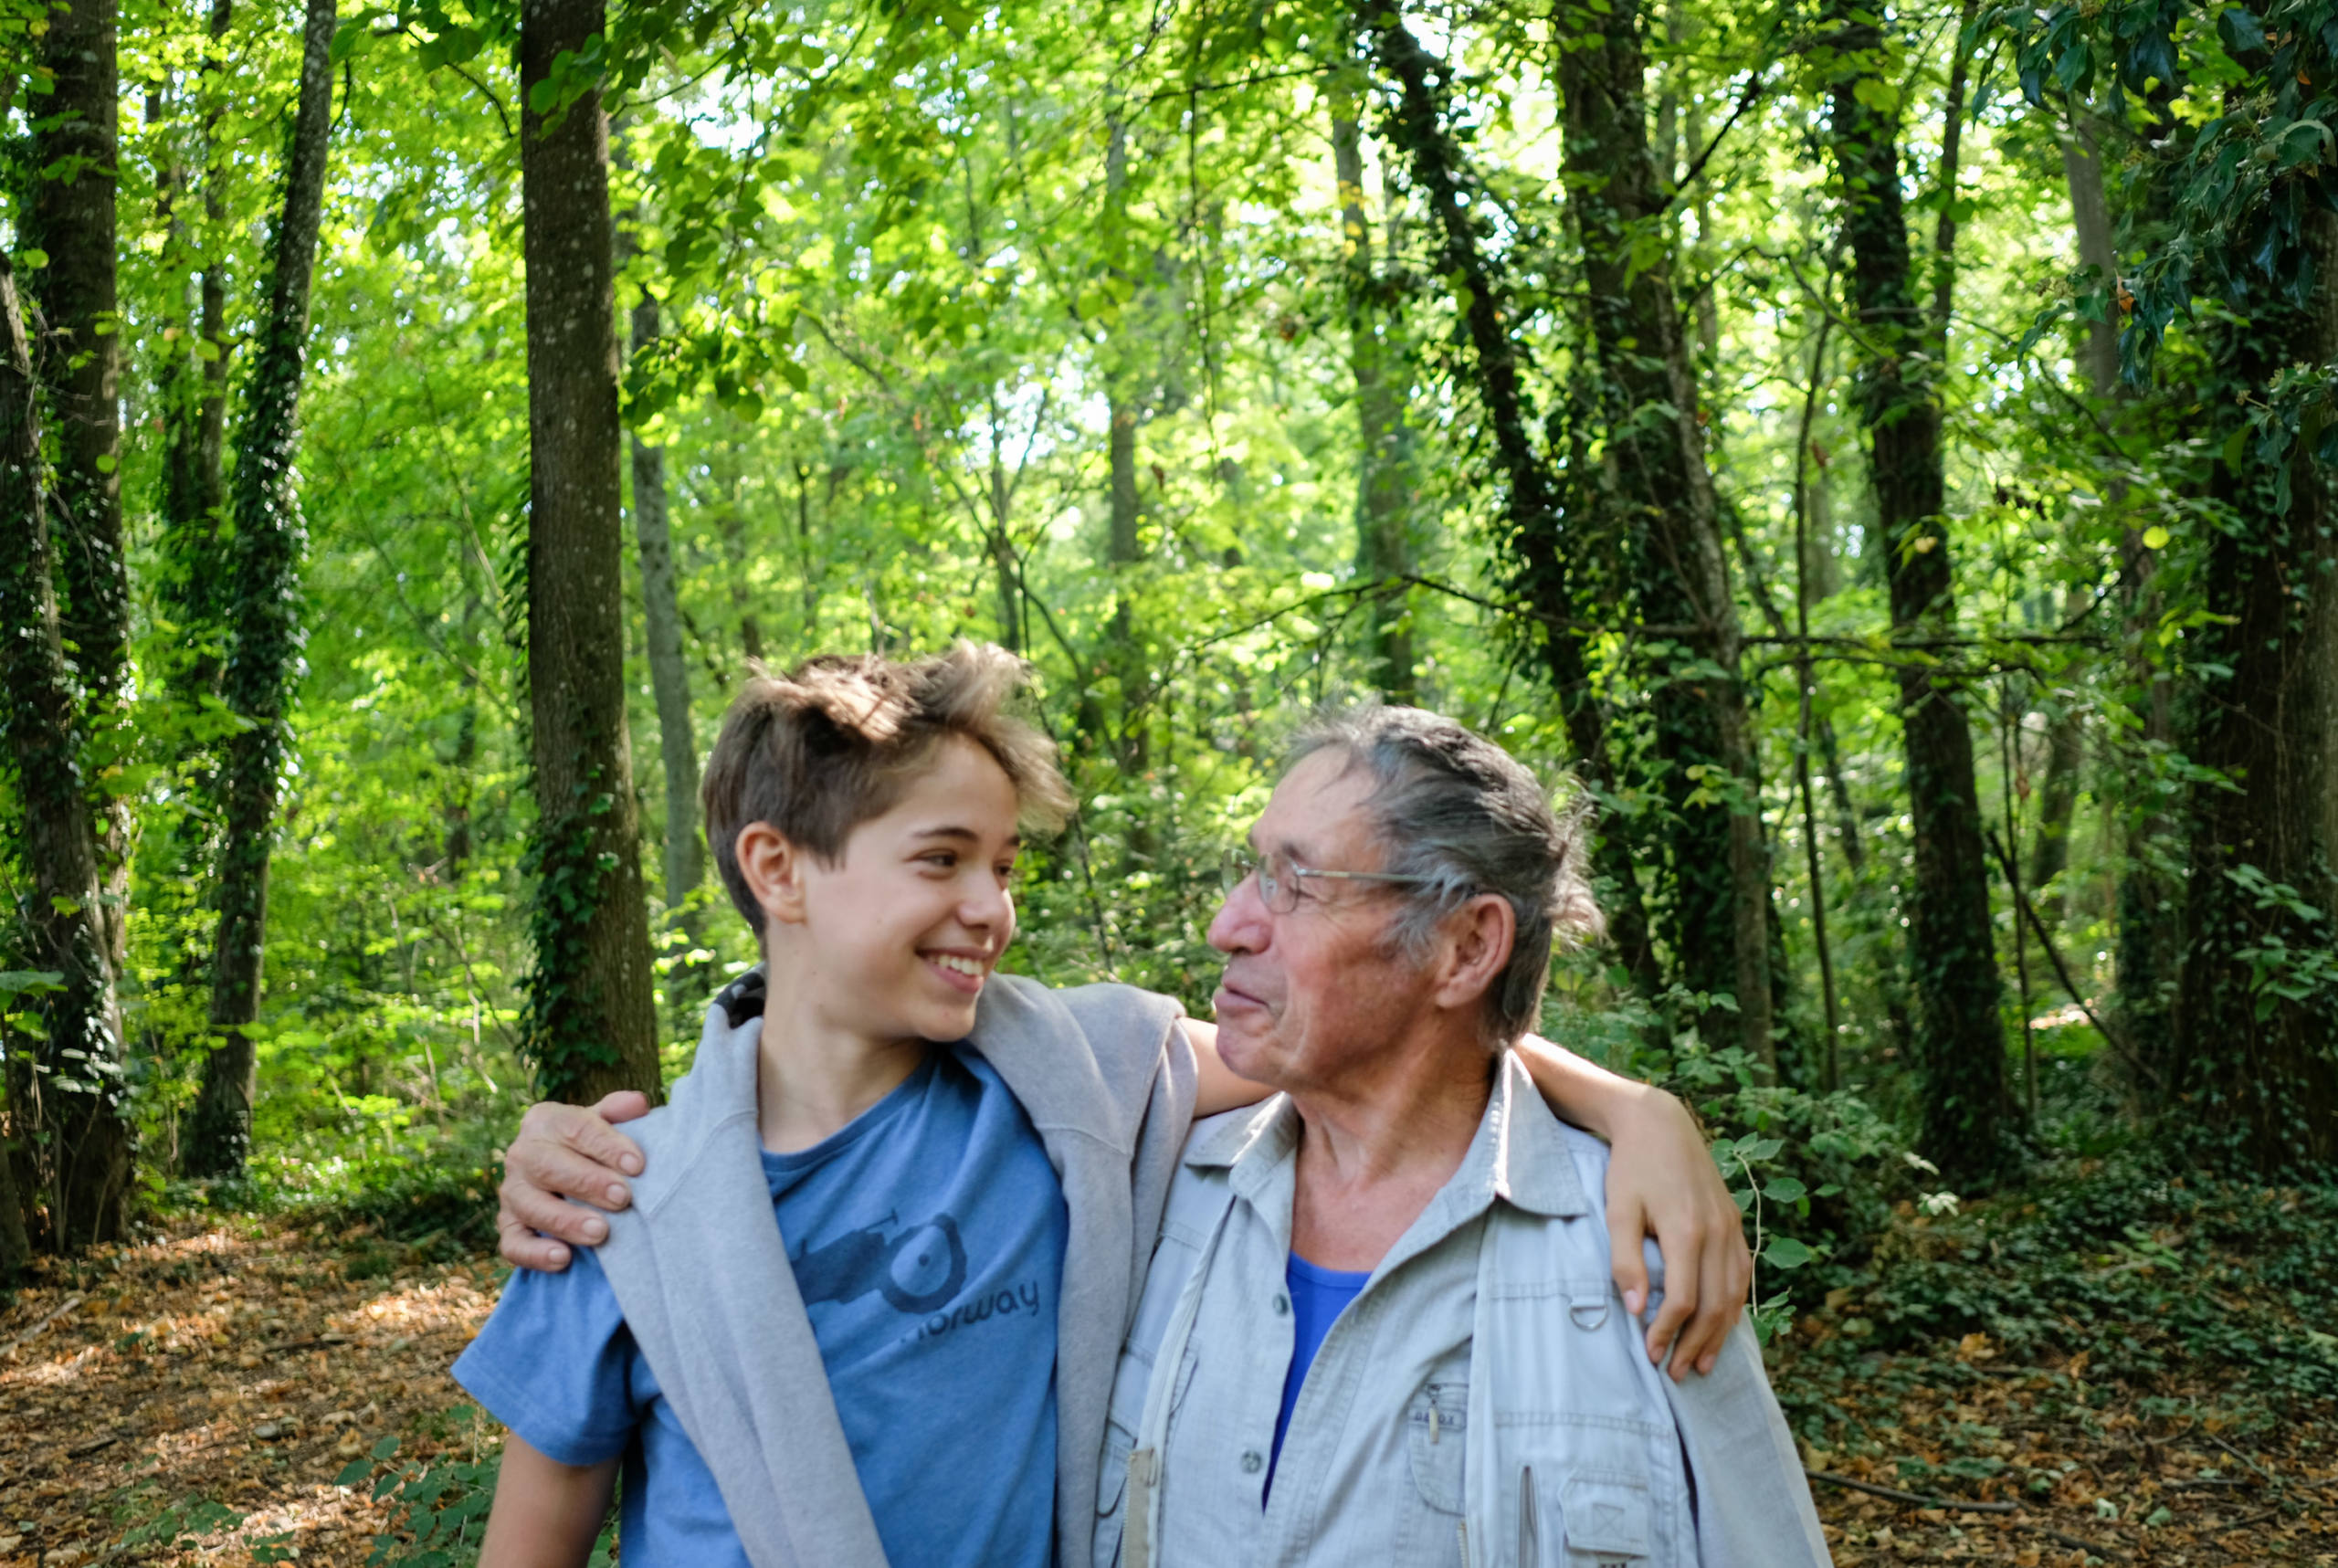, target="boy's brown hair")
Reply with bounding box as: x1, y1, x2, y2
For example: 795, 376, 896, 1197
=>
700, 641, 1075, 933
